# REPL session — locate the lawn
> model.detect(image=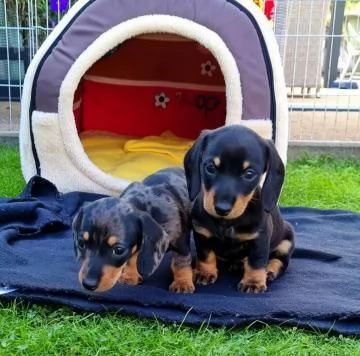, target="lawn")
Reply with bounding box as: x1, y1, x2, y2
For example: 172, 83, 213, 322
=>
0, 145, 359, 355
